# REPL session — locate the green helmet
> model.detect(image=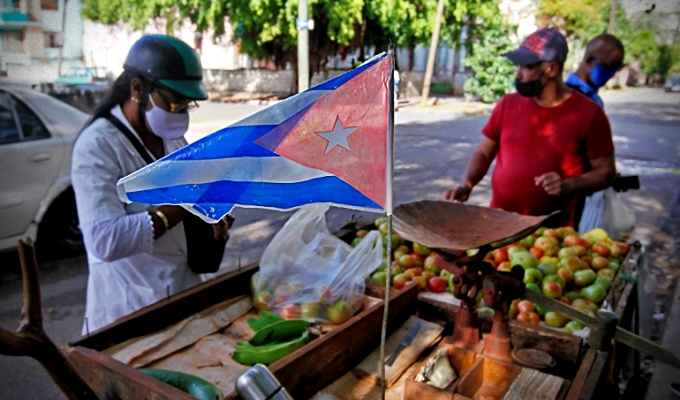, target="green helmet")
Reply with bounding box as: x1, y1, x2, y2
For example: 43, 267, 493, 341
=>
123, 34, 207, 100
